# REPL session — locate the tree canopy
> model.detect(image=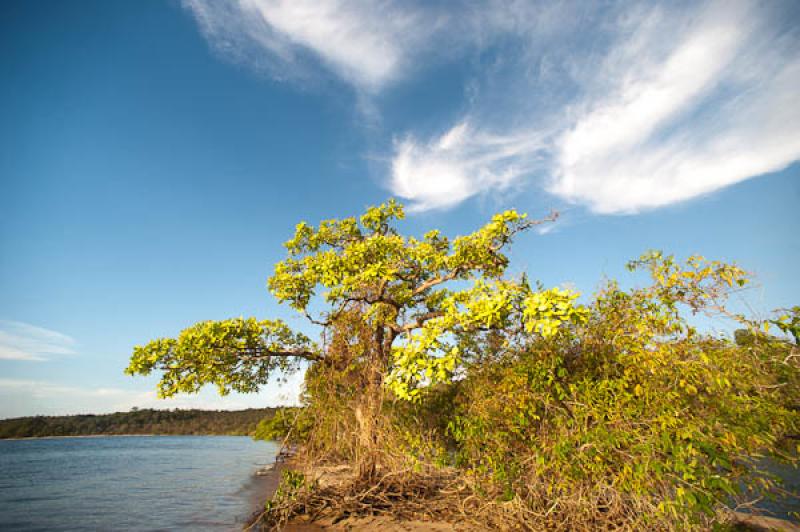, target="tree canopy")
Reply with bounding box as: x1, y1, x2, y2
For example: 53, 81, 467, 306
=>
127, 200, 579, 401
